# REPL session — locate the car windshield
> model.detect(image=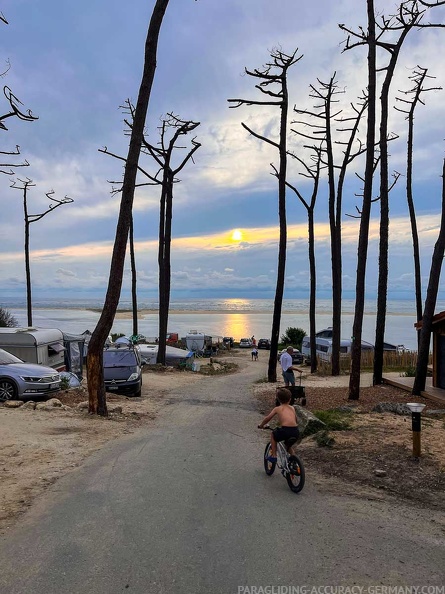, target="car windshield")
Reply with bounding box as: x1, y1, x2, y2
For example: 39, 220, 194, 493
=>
0, 349, 23, 365
103, 351, 137, 366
